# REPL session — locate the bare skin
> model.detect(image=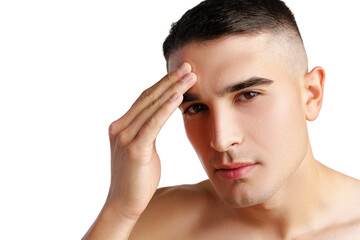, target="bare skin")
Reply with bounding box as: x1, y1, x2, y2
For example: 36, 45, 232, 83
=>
82, 62, 197, 239
83, 34, 360, 240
